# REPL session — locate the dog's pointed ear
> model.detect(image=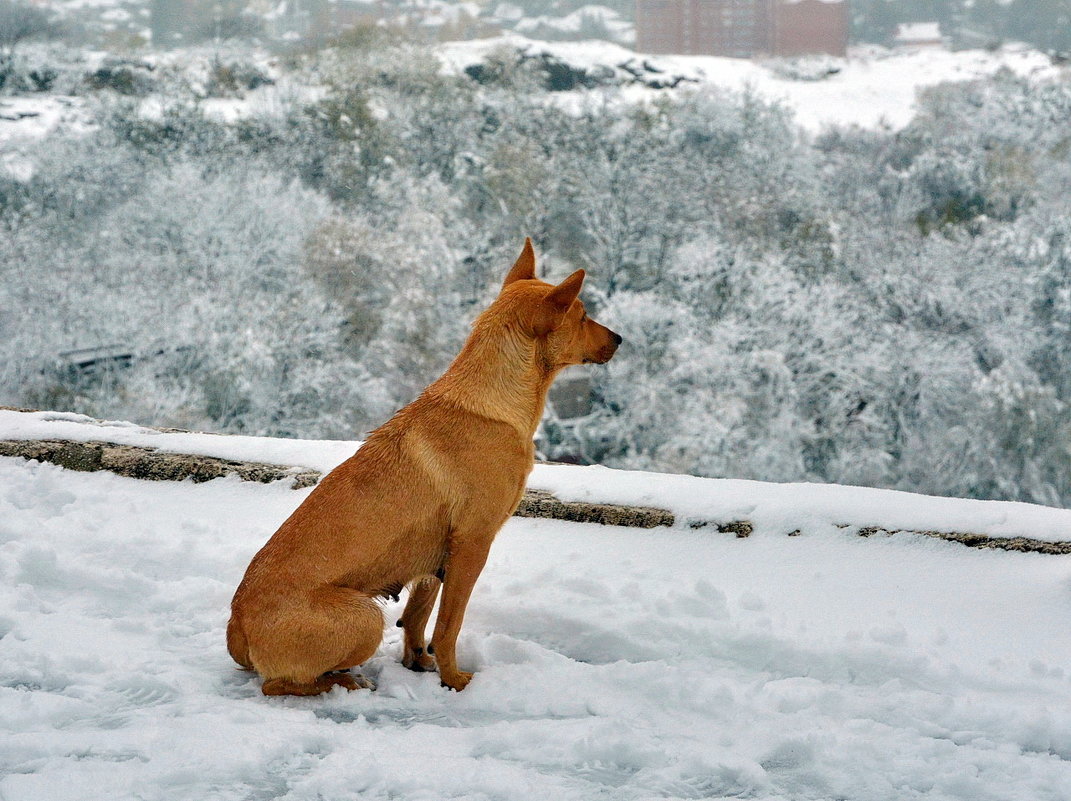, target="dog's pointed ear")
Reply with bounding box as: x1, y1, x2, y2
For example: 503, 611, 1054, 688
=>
502, 237, 537, 288
534, 269, 585, 335
546, 269, 585, 313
